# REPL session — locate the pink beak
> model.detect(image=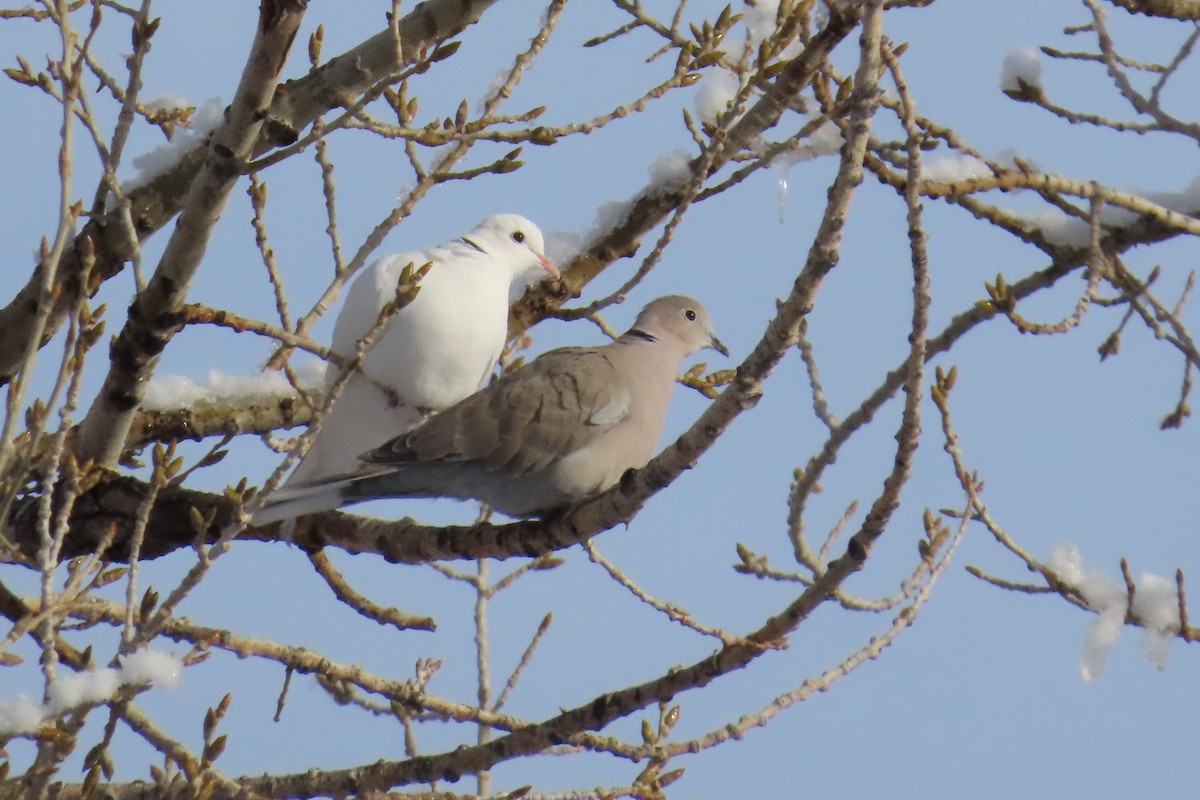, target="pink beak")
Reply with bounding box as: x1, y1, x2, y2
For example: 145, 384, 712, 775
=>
538, 253, 559, 278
